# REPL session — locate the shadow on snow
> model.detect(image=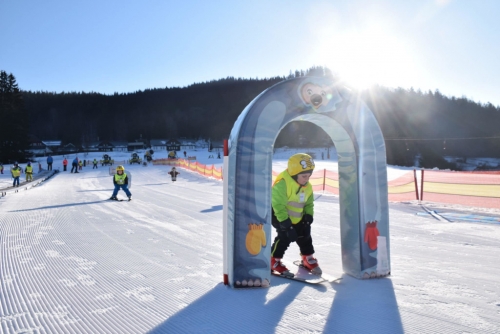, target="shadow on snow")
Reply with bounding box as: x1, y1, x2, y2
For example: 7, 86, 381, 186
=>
10, 200, 112, 212
147, 276, 403, 333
